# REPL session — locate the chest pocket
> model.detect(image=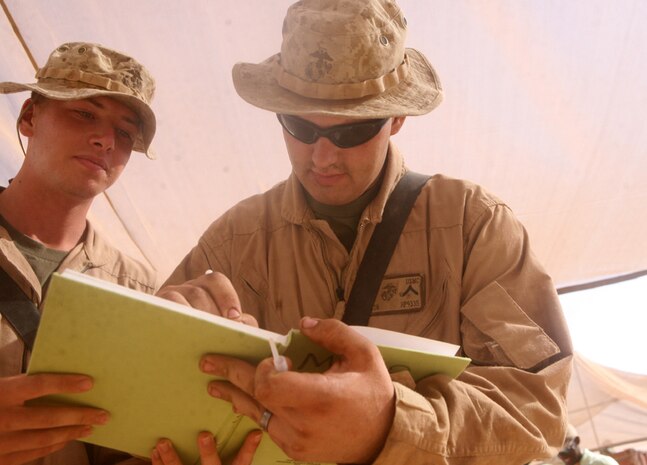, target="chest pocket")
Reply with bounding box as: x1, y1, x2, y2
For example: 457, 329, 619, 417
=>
460, 281, 560, 370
